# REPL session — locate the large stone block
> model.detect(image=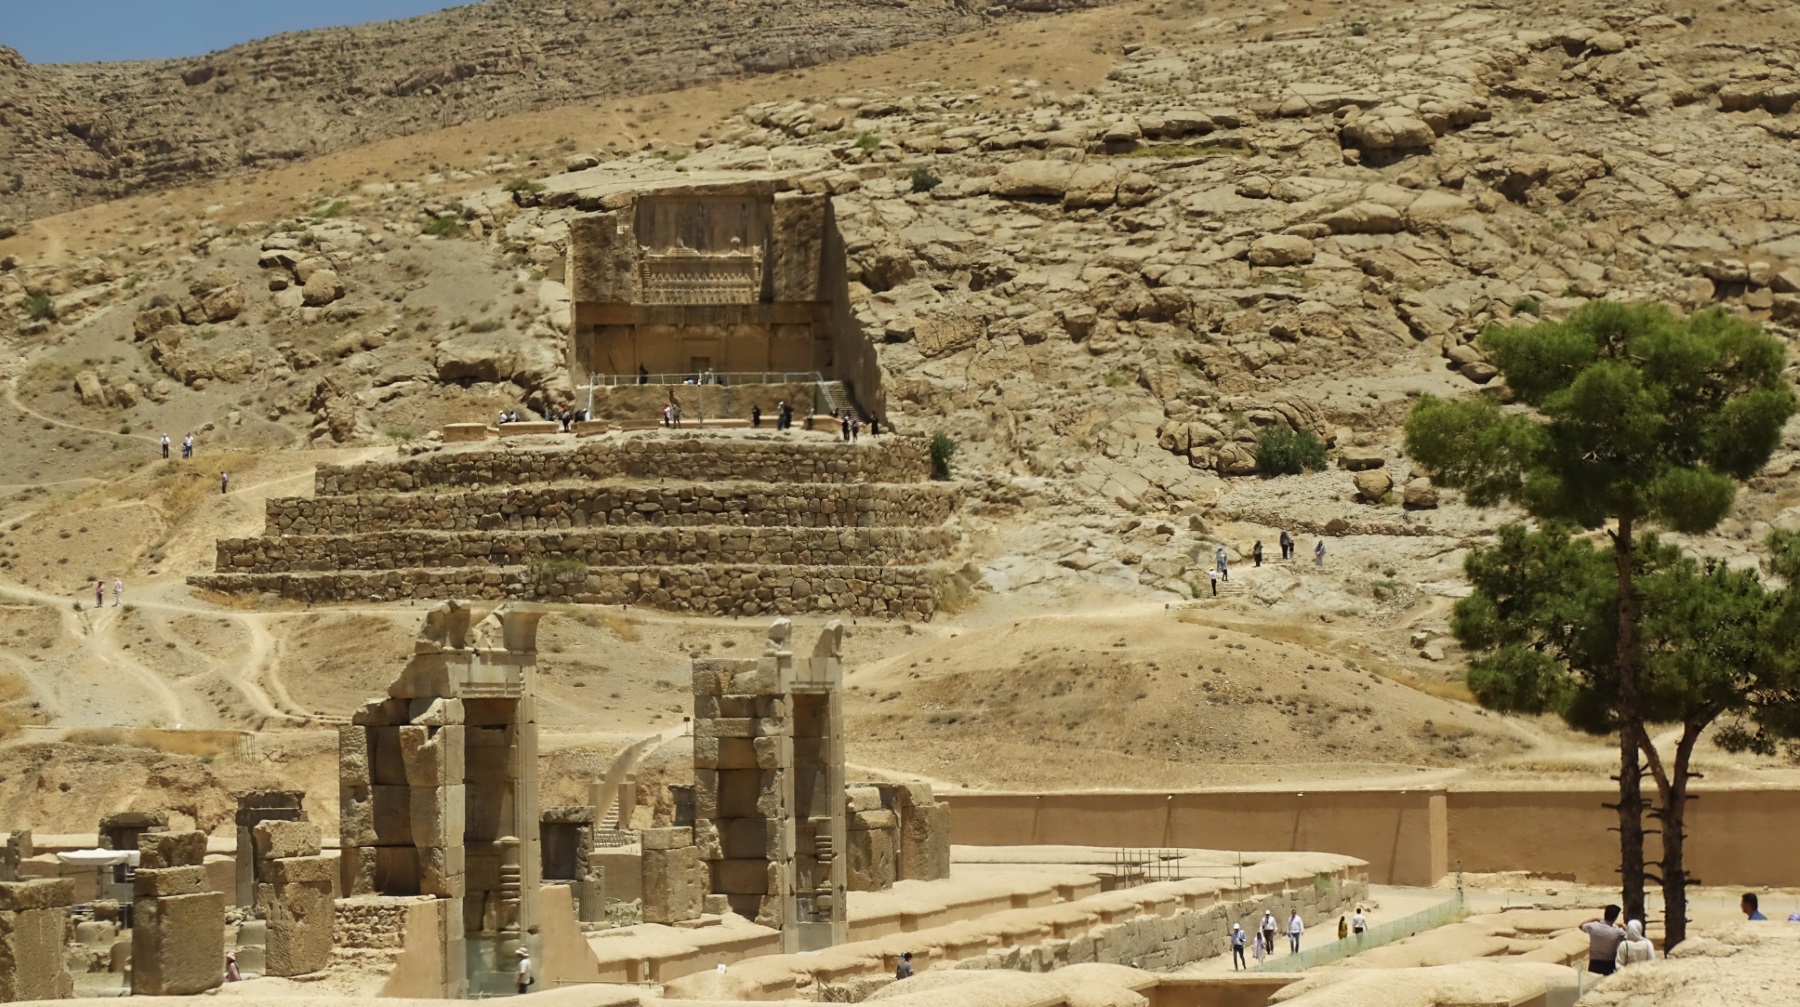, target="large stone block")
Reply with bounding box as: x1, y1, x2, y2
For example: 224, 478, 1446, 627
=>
254, 820, 323, 860
263, 881, 334, 977
641, 845, 705, 925
847, 825, 896, 892
340, 786, 376, 848
266, 855, 335, 886
340, 846, 377, 896
370, 785, 413, 845
900, 802, 951, 882
338, 725, 371, 786
138, 830, 206, 869
131, 891, 225, 995
400, 724, 464, 787
640, 827, 692, 852
409, 784, 464, 847
0, 894, 74, 1000
717, 819, 767, 860
710, 858, 771, 895
771, 193, 826, 301
134, 866, 208, 898
0, 878, 71, 912
419, 844, 465, 898
372, 726, 408, 786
